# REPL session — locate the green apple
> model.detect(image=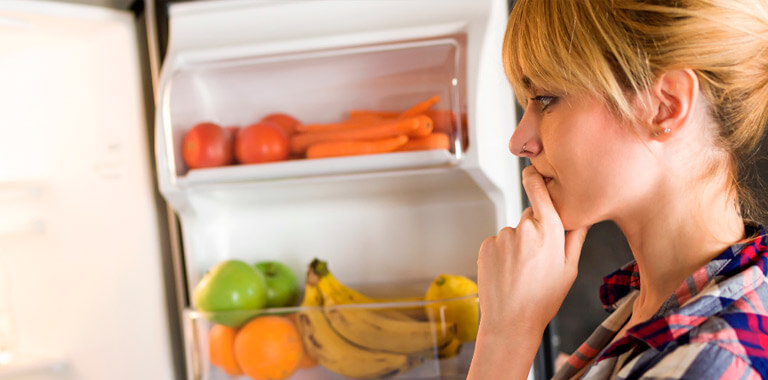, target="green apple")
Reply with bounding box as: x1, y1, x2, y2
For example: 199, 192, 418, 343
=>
193, 259, 267, 327
254, 261, 299, 307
